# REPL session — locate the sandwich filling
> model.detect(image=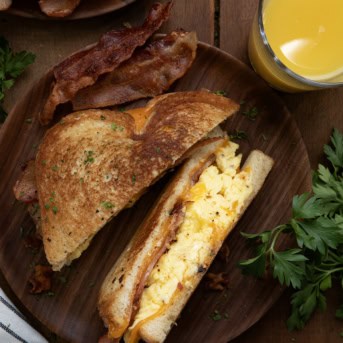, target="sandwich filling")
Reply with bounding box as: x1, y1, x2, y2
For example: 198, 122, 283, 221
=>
125, 140, 253, 341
